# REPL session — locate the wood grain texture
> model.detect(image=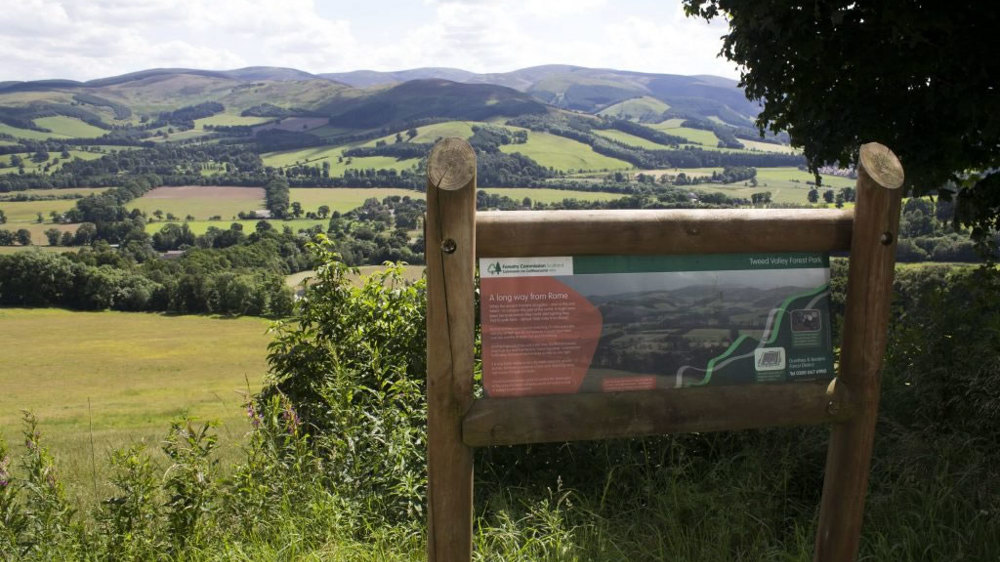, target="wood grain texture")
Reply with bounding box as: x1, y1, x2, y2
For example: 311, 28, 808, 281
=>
463, 380, 852, 447
425, 138, 477, 562
428, 137, 477, 191
476, 208, 853, 257
814, 143, 904, 562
